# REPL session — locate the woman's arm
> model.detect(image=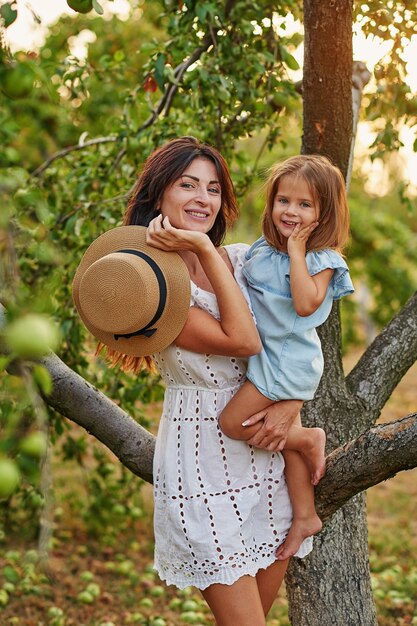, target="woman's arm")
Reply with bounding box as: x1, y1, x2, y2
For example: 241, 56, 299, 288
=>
147, 216, 261, 357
